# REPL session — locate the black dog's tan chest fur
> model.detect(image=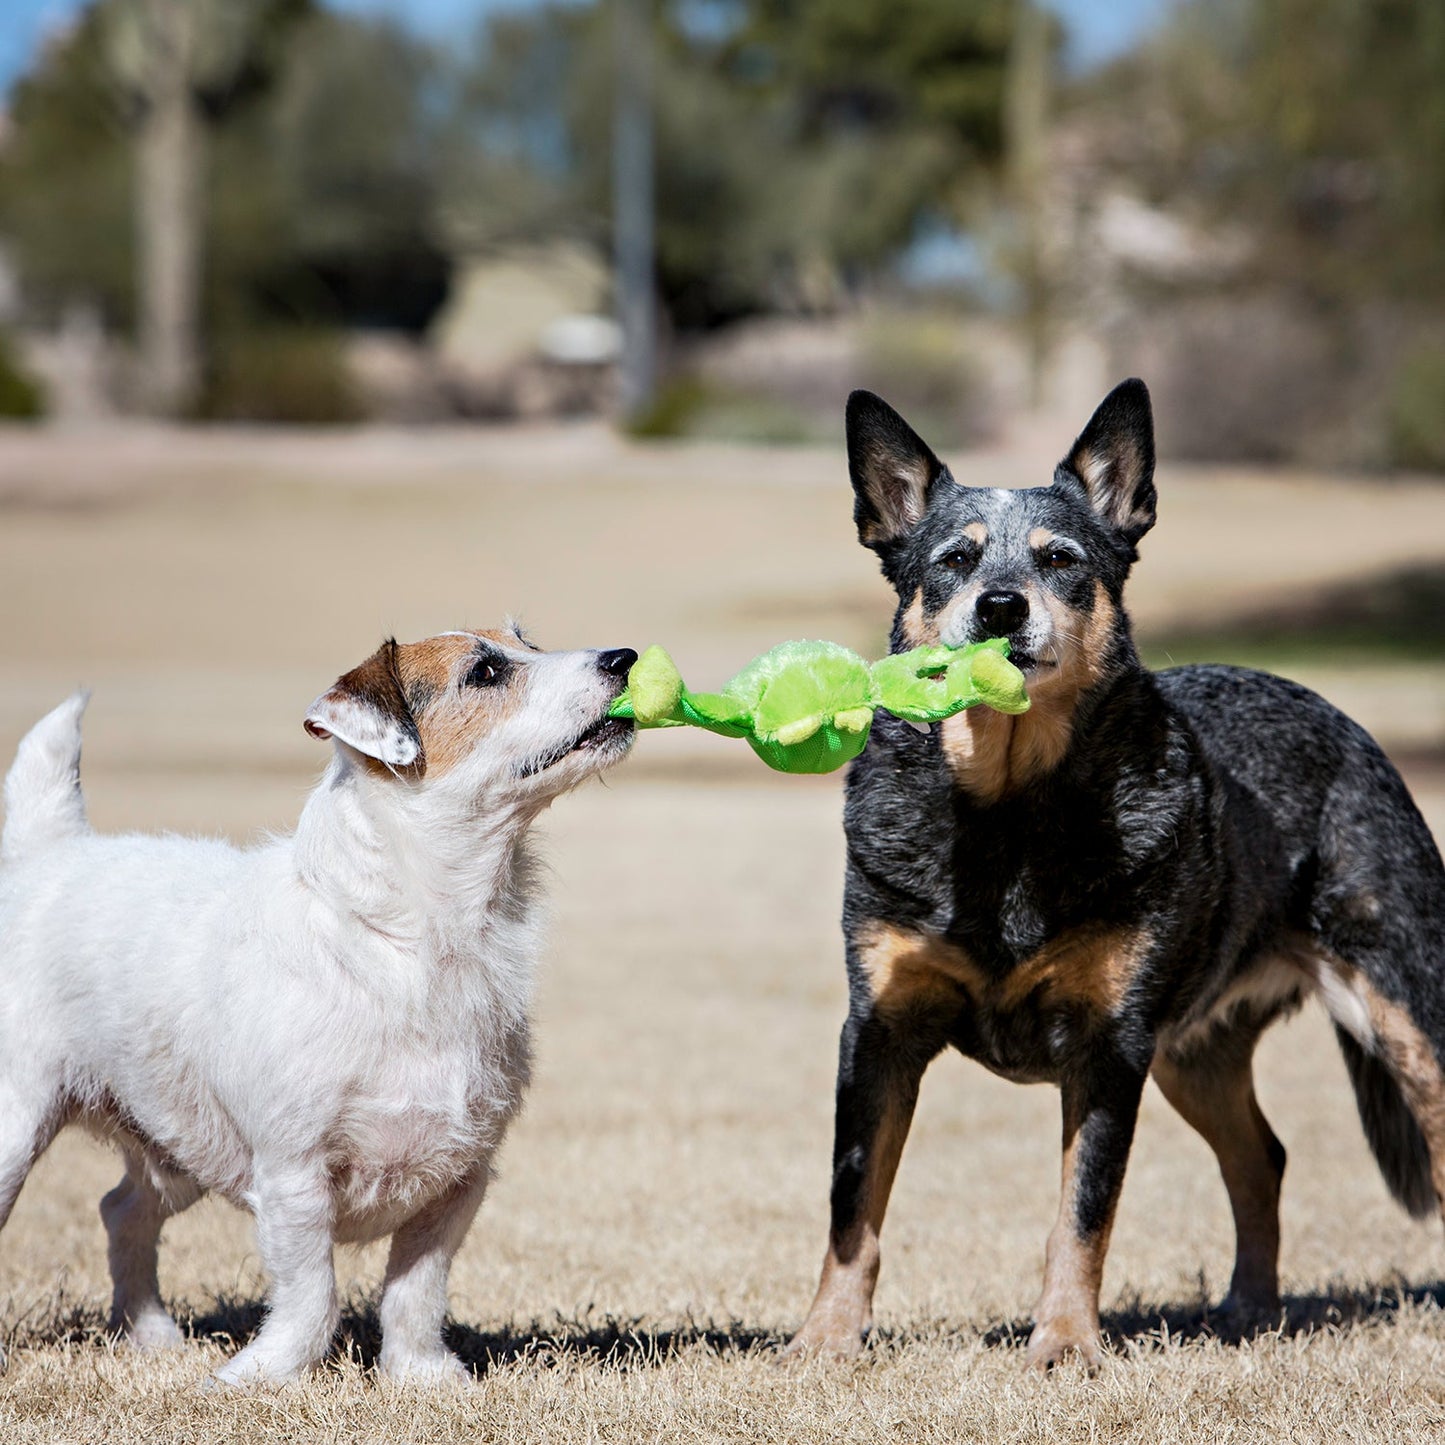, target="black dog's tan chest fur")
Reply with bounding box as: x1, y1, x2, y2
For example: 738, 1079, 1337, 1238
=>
788, 380, 1445, 1372
842, 688, 1219, 1087
854, 915, 1150, 1085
